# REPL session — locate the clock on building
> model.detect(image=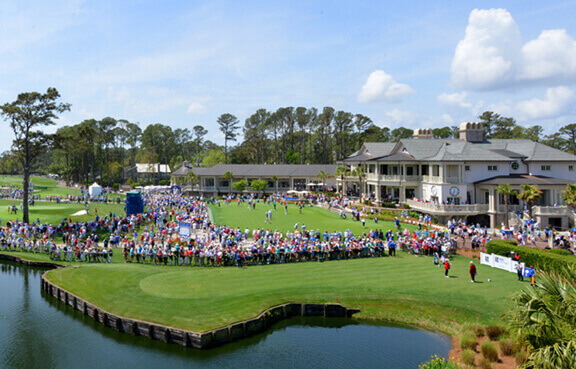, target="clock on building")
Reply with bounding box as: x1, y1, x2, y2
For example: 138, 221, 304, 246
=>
431, 186, 437, 196
449, 186, 459, 196
511, 162, 519, 170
